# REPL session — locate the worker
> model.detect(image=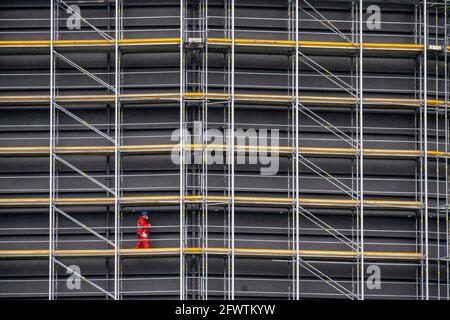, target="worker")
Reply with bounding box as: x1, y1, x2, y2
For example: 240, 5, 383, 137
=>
135, 210, 151, 249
